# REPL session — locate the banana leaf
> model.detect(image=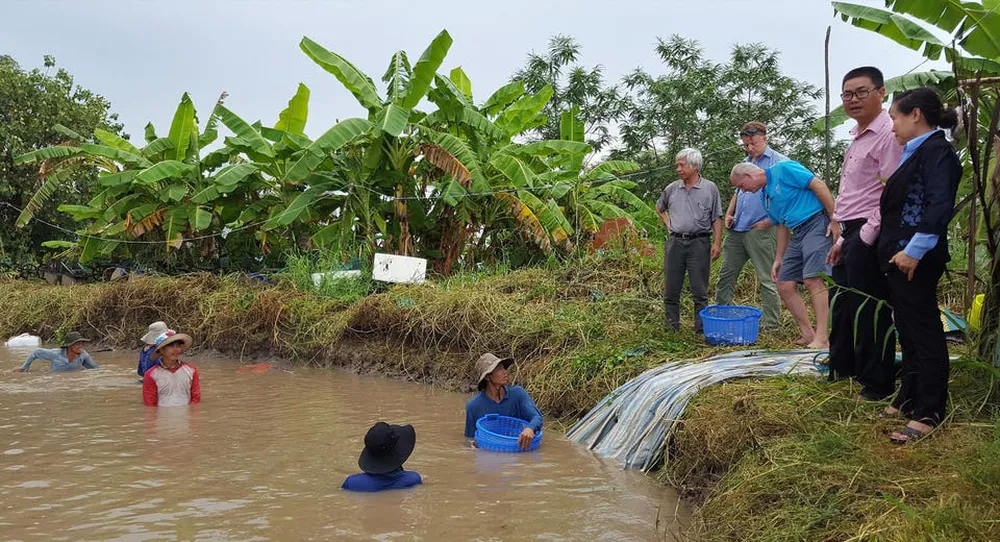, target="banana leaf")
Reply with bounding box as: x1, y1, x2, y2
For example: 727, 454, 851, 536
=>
401, 30, 453, 109
300, 36, 381, 111
274, 83, 310, 135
